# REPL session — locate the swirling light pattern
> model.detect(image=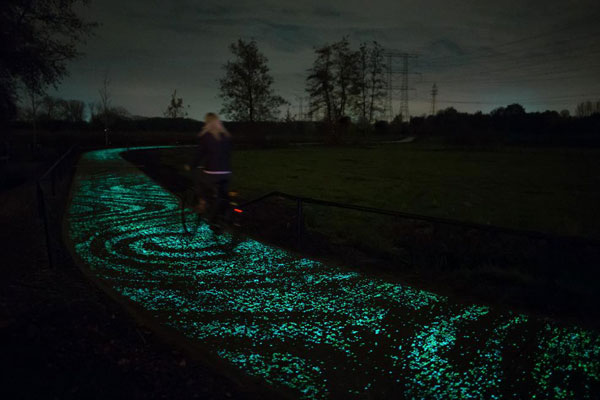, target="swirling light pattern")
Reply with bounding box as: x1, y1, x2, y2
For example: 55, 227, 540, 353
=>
67, 148, 600, 399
